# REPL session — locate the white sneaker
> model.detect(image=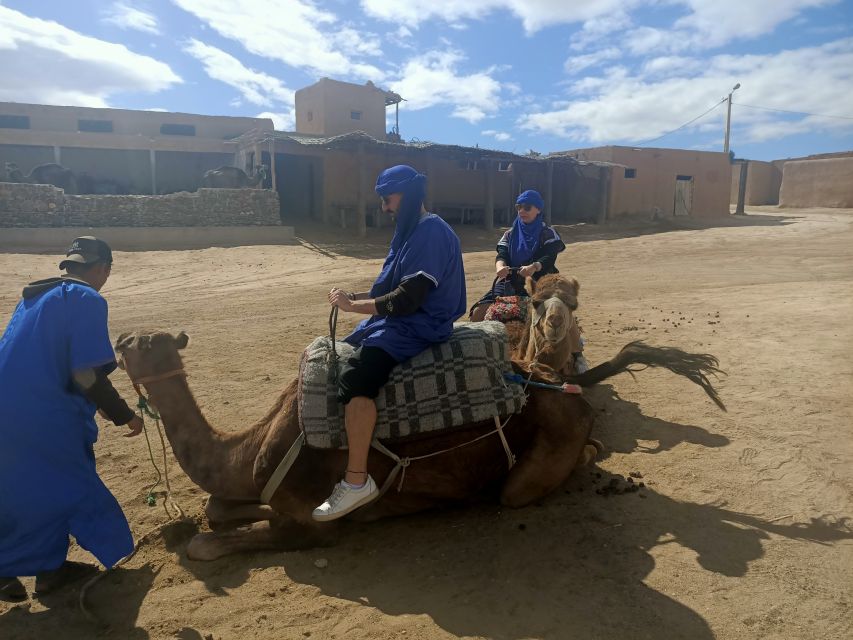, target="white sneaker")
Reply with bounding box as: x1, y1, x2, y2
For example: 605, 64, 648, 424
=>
312, 476, 379, 522
574, 354, 590, 374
